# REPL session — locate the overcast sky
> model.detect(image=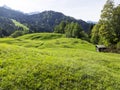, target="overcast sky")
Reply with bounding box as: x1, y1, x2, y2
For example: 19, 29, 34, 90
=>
0, 0, 120, 21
